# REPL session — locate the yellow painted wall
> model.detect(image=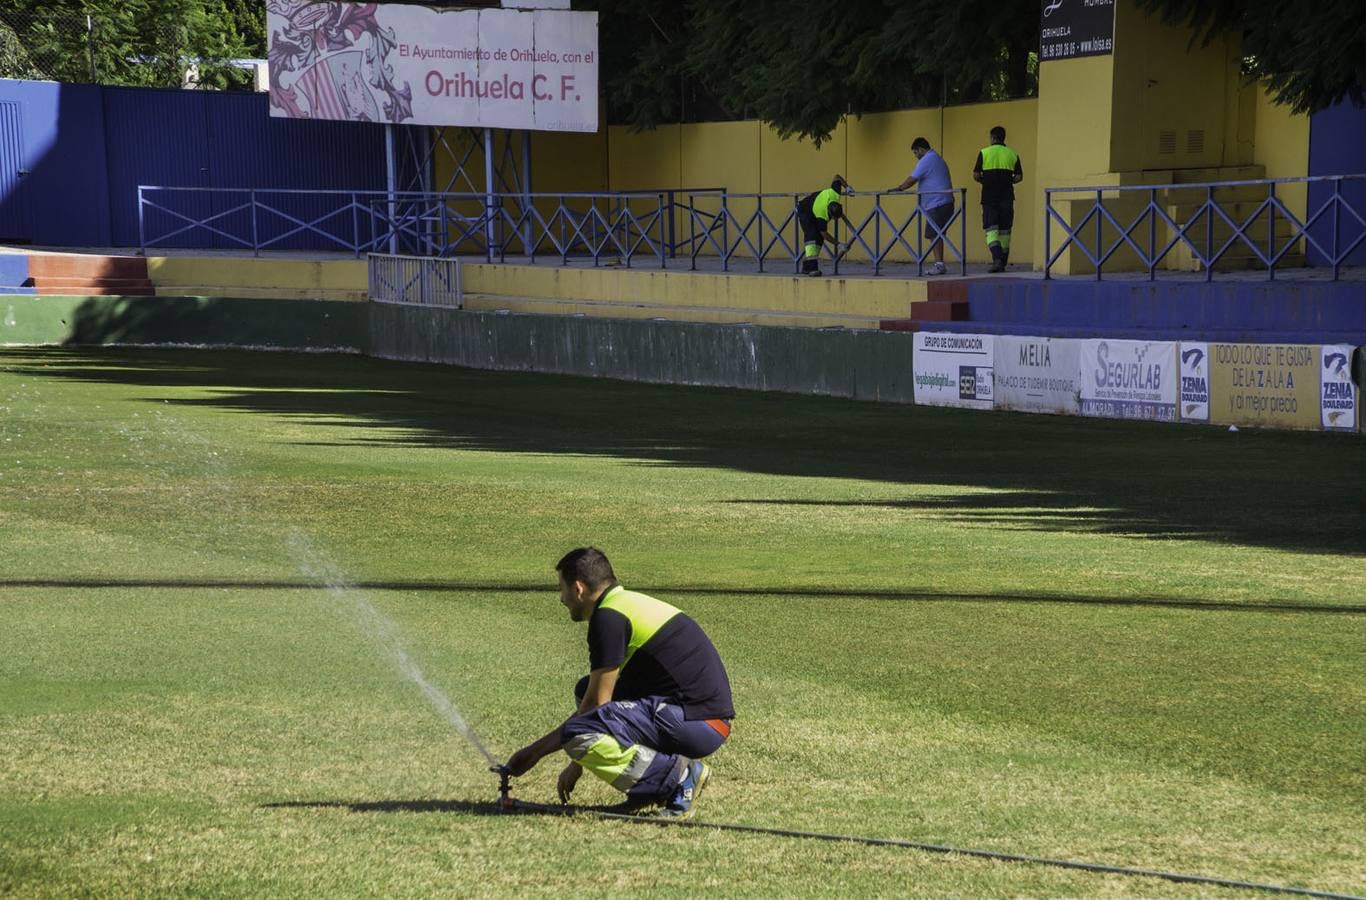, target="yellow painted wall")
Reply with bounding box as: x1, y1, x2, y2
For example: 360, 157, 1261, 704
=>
757, 122, 849, 195
532, 130, 609, 193
847, 109, 944, 194
1253, 83, 1310, 223
679, 121, 765, 254
1110, 2, 1238, 172
1031, 55, 1116, 270
147, 257, 368, 300
944, 99, 1039, 265
607, 125, 682, 191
